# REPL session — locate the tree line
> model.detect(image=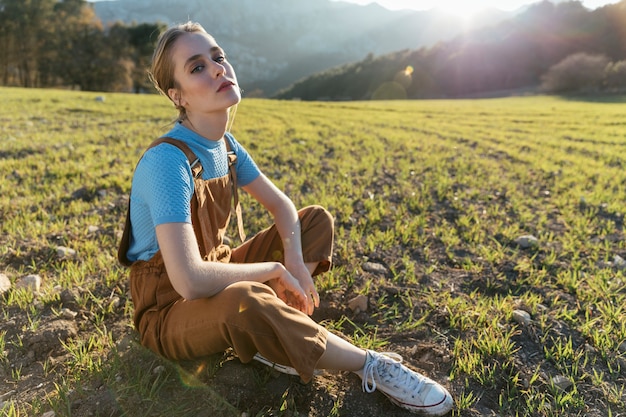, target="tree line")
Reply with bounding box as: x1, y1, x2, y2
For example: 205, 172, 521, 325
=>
275, 0, 626, 100
3, 0, 626, 98
0, 0, 164, 92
